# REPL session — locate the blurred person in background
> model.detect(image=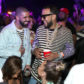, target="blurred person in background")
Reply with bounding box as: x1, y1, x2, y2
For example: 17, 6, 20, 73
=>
3, 14, 11, 26
0, 56, 22, 84
28, 12, 36, 46
64, 53, 84, 84
38, 61, 66, 84
58, 8, 77, 45
76, 8, 84, 40
0, 15, 5, 32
